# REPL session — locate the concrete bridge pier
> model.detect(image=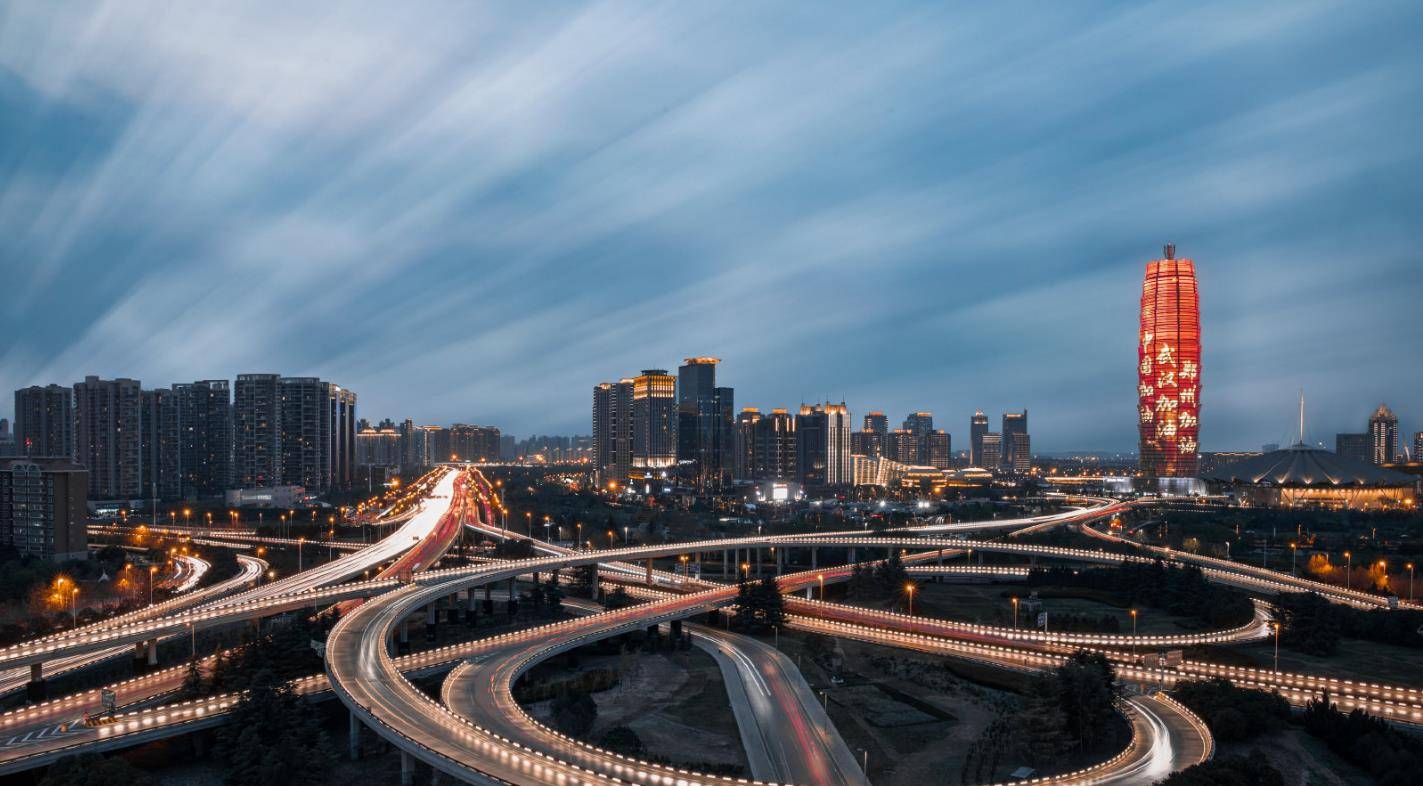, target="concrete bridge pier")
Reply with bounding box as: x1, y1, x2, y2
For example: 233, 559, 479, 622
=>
645, 558, 653, 586
348, 710, 362, 760
399, 751, 414, 786
26, 662, 45, 701
811, 547, 817, 569
146, 639, 159, 667
776, 548, 783, 575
